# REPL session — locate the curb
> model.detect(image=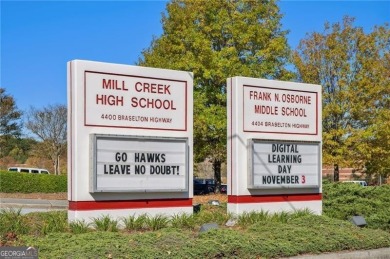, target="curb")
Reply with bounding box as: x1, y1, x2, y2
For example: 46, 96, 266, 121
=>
0, 198, 68, 210
0, 203, 68, 210
285, 247, 390, 259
